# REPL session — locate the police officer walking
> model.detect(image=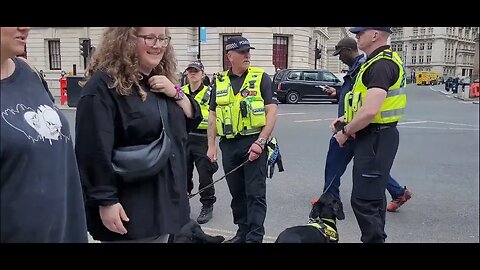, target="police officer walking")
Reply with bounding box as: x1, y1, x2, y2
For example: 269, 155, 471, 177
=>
330, 27, 407, 243
182, 61, 218, 224
207, 36, 278, 243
